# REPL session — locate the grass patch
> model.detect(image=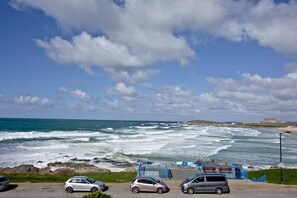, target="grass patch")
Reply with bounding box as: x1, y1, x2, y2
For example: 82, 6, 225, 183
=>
249, 168, 297, 185
0, 172, 137, 183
